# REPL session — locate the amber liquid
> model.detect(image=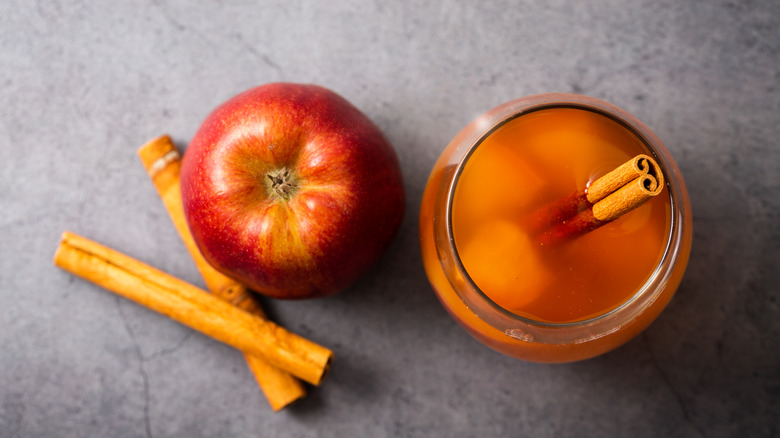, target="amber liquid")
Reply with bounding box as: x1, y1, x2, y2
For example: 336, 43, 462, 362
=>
451, 107, 670, 323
